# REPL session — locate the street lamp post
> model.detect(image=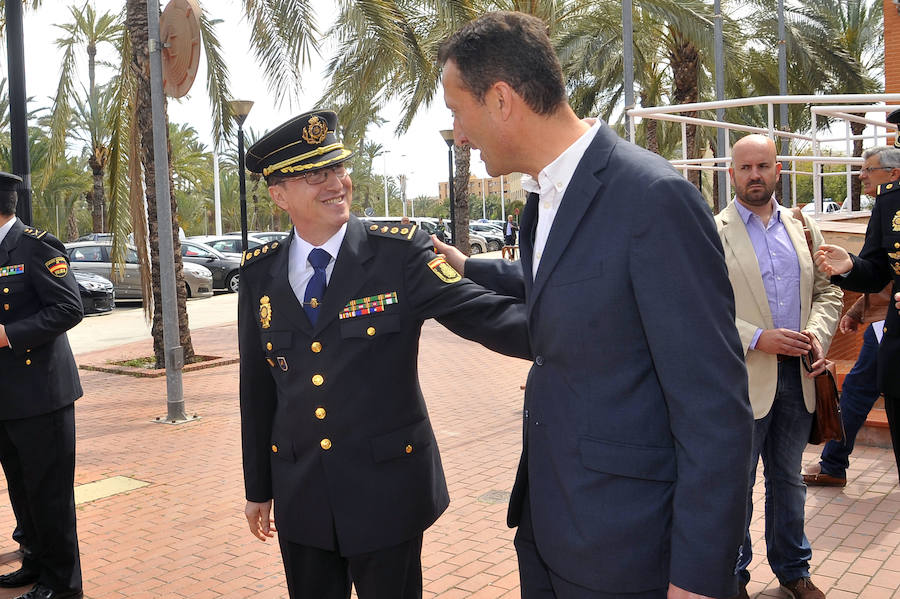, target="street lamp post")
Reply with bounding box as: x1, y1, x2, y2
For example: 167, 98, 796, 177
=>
228, 100, 254, 252
440, 130, 456, 246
